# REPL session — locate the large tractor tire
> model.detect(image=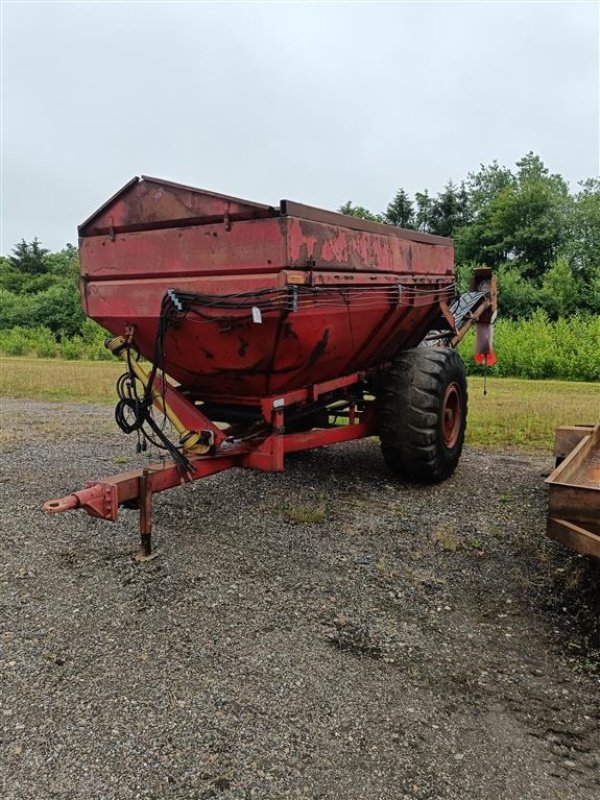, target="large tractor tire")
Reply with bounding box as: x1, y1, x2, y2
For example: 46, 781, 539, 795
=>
378, 347, 467, 483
